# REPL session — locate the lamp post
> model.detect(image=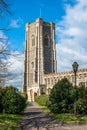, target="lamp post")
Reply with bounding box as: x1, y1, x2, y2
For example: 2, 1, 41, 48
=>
72, 61, 79, 115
